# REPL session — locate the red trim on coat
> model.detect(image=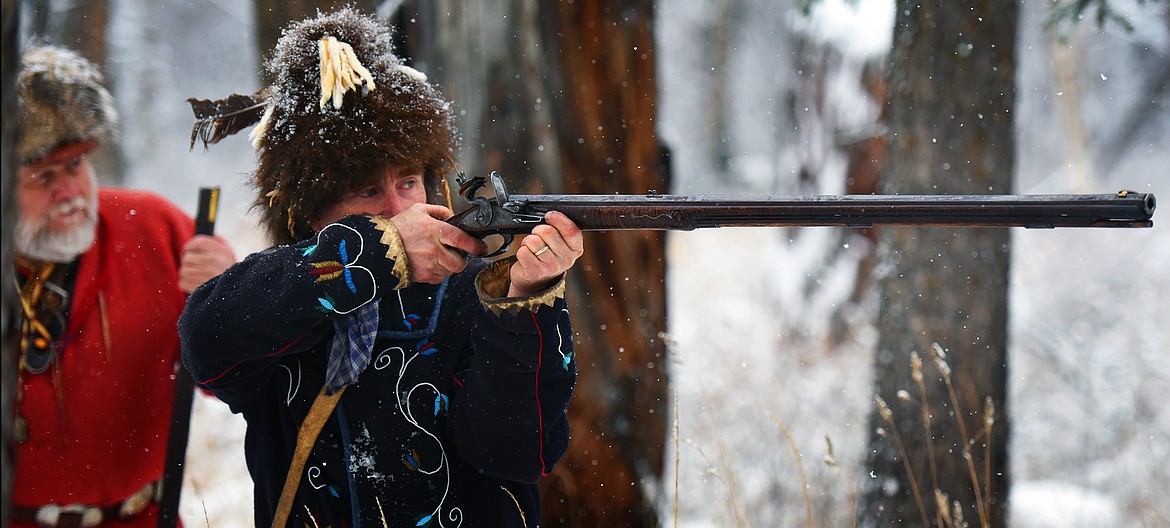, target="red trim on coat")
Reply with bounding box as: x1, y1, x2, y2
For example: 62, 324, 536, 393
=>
198, 318, 326, 386
532, 311, 549, 476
